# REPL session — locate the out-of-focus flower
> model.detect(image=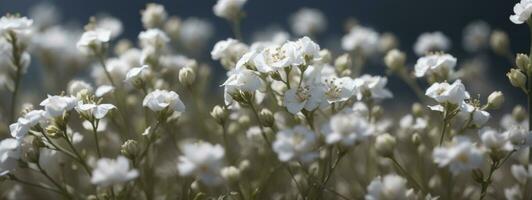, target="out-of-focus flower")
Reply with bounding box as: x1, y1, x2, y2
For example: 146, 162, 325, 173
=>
143, 90, 185, 113
213, 0, 247, 21
125, 65, 150, 86
139, 29, 169, 50
211, 38, 248, 67
365, 174, 412, 200
353, 75, 393, 101
222, 68, 264, 92
141, 3, 167, 28
9, 110, 46, 139
433, 136, 484, 175
91, 156, 139, 187
273, 125, 318, 162
323, 111, 373, 146
463, 21, 490, 52
290, 8, 327, 36
96, 16, 123, 39
510, 0, 532, 24
0, 15, 33, 35
67, 80, 93, 98
40, 95, 78, 117
457, 103, 490, 128
413, 32, 450, 56
510, 164, 532, 184
479, 127, 509, 150
505, 185, 522, 200
29, 3, 59, 28
414, 53, 457, 78
504, 126, 529, 147
0, 138, 21, 176
177, 141, 225, 186
342, 26, 379, 55
76, 29, 111, 55
95, 85, 114, 97
179, 18, 214, 50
